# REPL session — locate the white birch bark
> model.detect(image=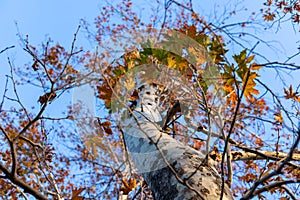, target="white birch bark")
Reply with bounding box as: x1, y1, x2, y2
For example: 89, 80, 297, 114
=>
121, 84, 234, 200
